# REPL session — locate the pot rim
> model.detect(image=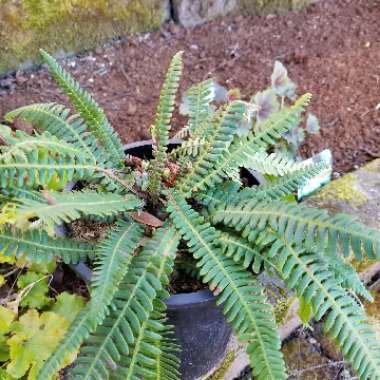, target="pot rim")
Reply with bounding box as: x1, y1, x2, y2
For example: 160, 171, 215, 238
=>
165, 289, 215, 307
123, 138, 182, 151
